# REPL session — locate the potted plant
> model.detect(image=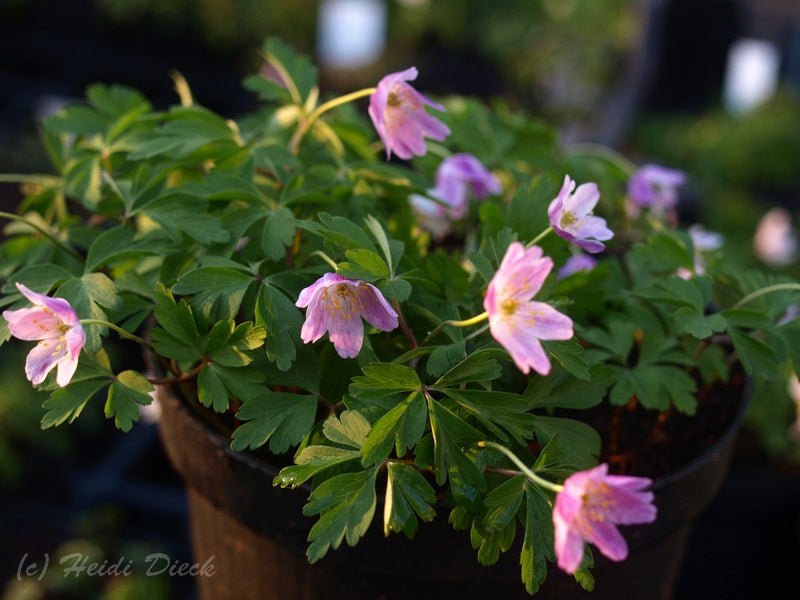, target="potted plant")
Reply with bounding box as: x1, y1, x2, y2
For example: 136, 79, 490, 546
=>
1, 39, 797, 598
